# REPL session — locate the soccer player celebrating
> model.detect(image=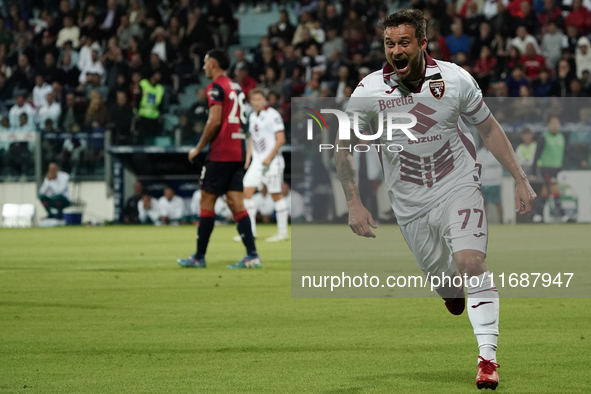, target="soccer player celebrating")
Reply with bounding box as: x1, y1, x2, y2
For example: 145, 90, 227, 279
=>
234, 88, 288, 242
336, 10, 536, 390
177, 49, 261, 269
